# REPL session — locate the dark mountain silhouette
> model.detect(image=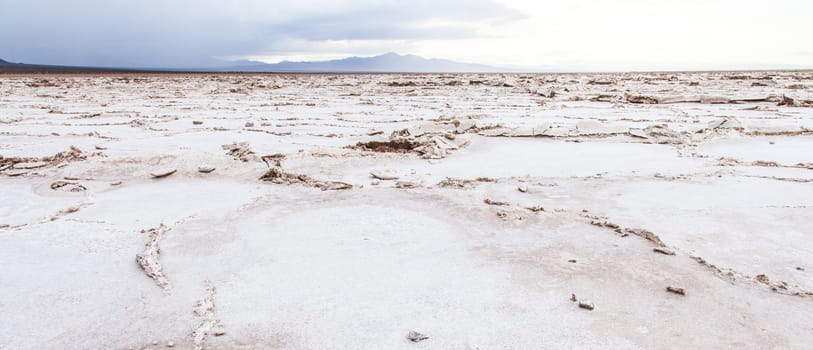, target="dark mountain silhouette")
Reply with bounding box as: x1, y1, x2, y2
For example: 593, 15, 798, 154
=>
0, 53, 509, 73
0, 58, 144, 73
